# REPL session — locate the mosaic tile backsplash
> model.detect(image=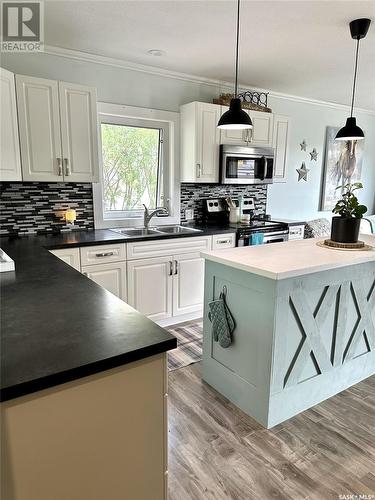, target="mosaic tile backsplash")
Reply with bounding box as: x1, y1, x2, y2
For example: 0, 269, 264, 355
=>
0, 182, 94, 235
180, 183, 268, 223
